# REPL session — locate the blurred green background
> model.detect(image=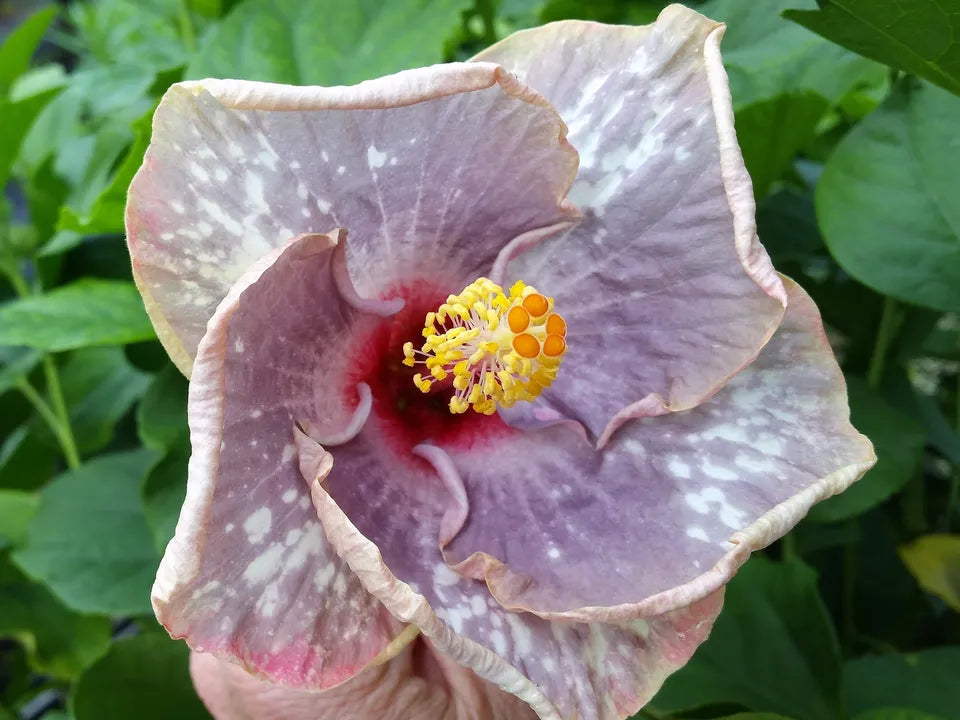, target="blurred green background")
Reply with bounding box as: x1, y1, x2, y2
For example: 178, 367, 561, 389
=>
1, 0, 959, 718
